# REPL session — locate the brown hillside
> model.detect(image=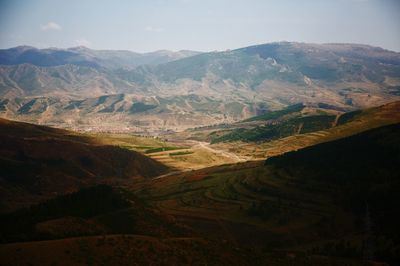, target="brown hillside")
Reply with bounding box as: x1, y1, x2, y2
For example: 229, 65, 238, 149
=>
0, 118, 168, 212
